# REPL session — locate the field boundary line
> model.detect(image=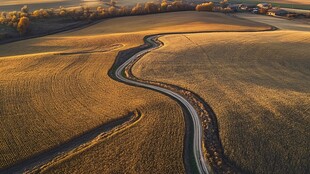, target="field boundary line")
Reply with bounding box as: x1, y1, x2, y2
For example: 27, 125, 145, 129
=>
109, 26, 277, 174
1, 110, 143, 173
